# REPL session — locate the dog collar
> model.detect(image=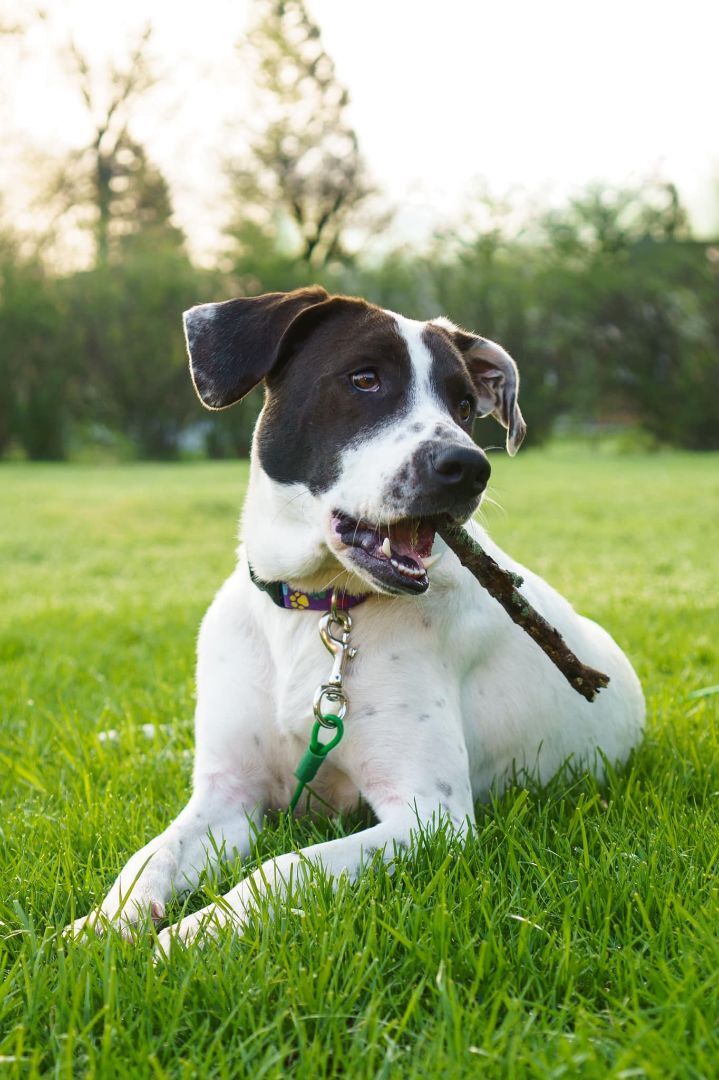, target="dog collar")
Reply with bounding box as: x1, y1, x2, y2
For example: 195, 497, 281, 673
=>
248, 562, 368, 611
